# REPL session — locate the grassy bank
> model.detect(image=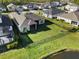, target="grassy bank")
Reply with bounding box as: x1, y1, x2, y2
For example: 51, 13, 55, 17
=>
0, 19, 79, 59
